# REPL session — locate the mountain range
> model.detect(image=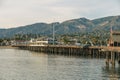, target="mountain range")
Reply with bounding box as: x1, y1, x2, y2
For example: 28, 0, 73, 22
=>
0, 15, 120, 38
